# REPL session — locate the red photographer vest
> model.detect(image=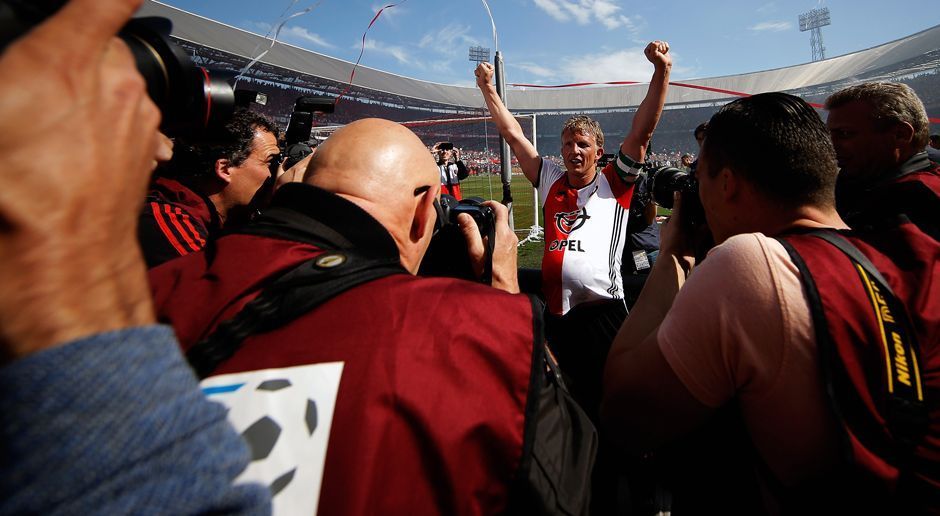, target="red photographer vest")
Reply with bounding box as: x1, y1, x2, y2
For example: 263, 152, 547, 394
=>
149, 184, 556, 515
838, 154, 940, 241
779, 218, 940, 510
